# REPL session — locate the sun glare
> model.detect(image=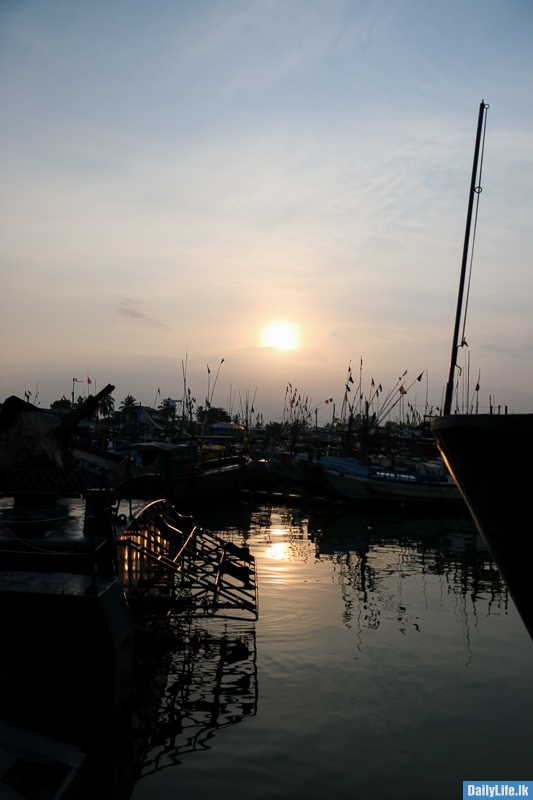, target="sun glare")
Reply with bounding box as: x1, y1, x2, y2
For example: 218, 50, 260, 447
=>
263, 322, 298, 351
265, 542, 290, 560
